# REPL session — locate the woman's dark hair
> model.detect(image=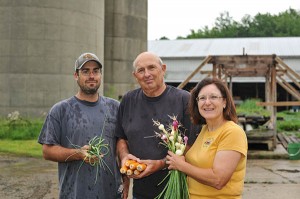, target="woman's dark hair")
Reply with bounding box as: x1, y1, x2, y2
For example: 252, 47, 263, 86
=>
188, 77, 238, 124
